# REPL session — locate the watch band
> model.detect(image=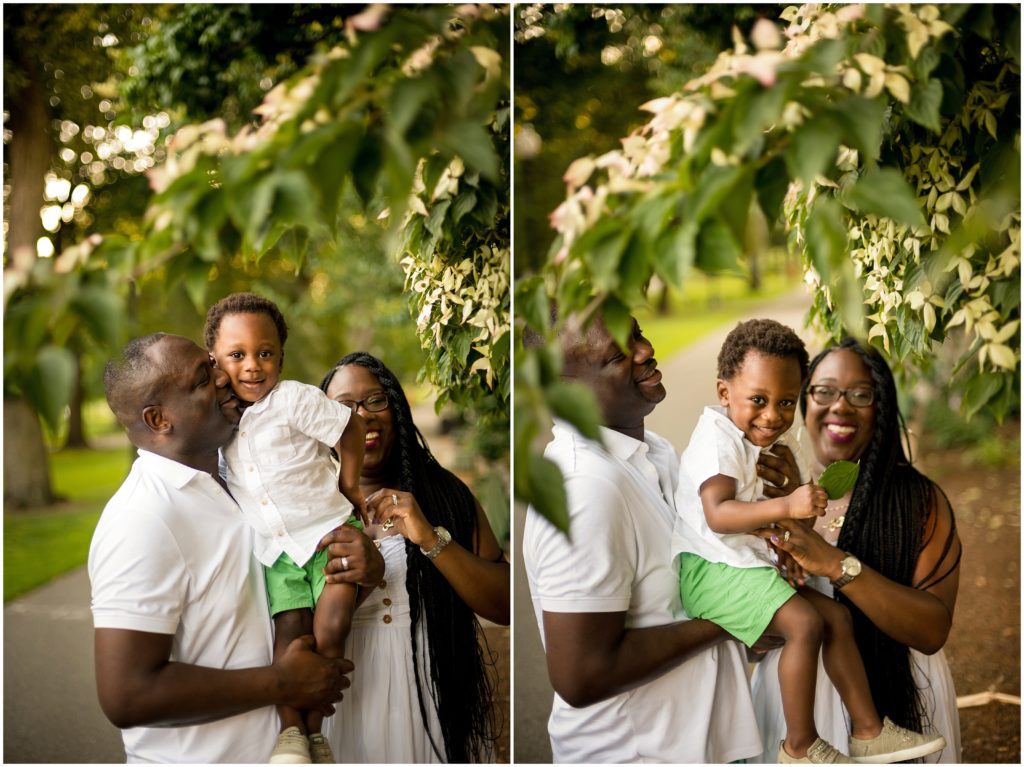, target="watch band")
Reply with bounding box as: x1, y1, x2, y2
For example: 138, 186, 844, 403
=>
420, 526, 451, 560
831, 553, 861, 589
